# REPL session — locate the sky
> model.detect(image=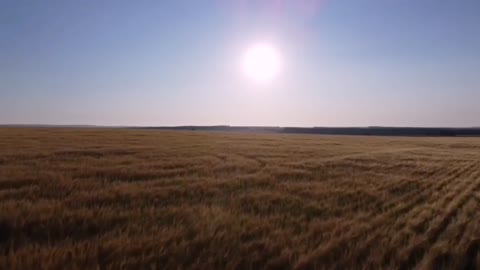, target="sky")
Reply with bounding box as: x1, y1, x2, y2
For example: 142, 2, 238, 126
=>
1, 0, 479, 127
